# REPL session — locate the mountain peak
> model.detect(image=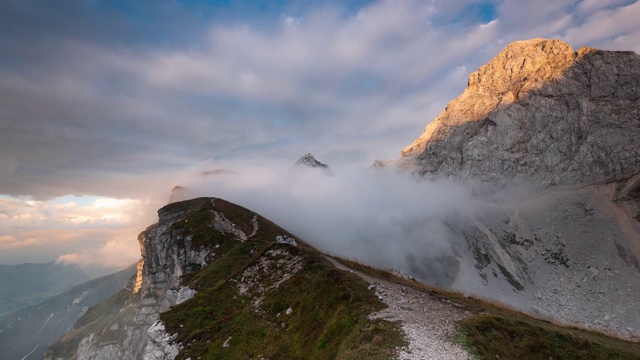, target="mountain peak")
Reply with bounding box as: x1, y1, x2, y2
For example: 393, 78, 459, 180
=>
401, 38, 640, 188
465, 38, 574, 91
168, 186, 190, 204
294, 153, 330, 169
